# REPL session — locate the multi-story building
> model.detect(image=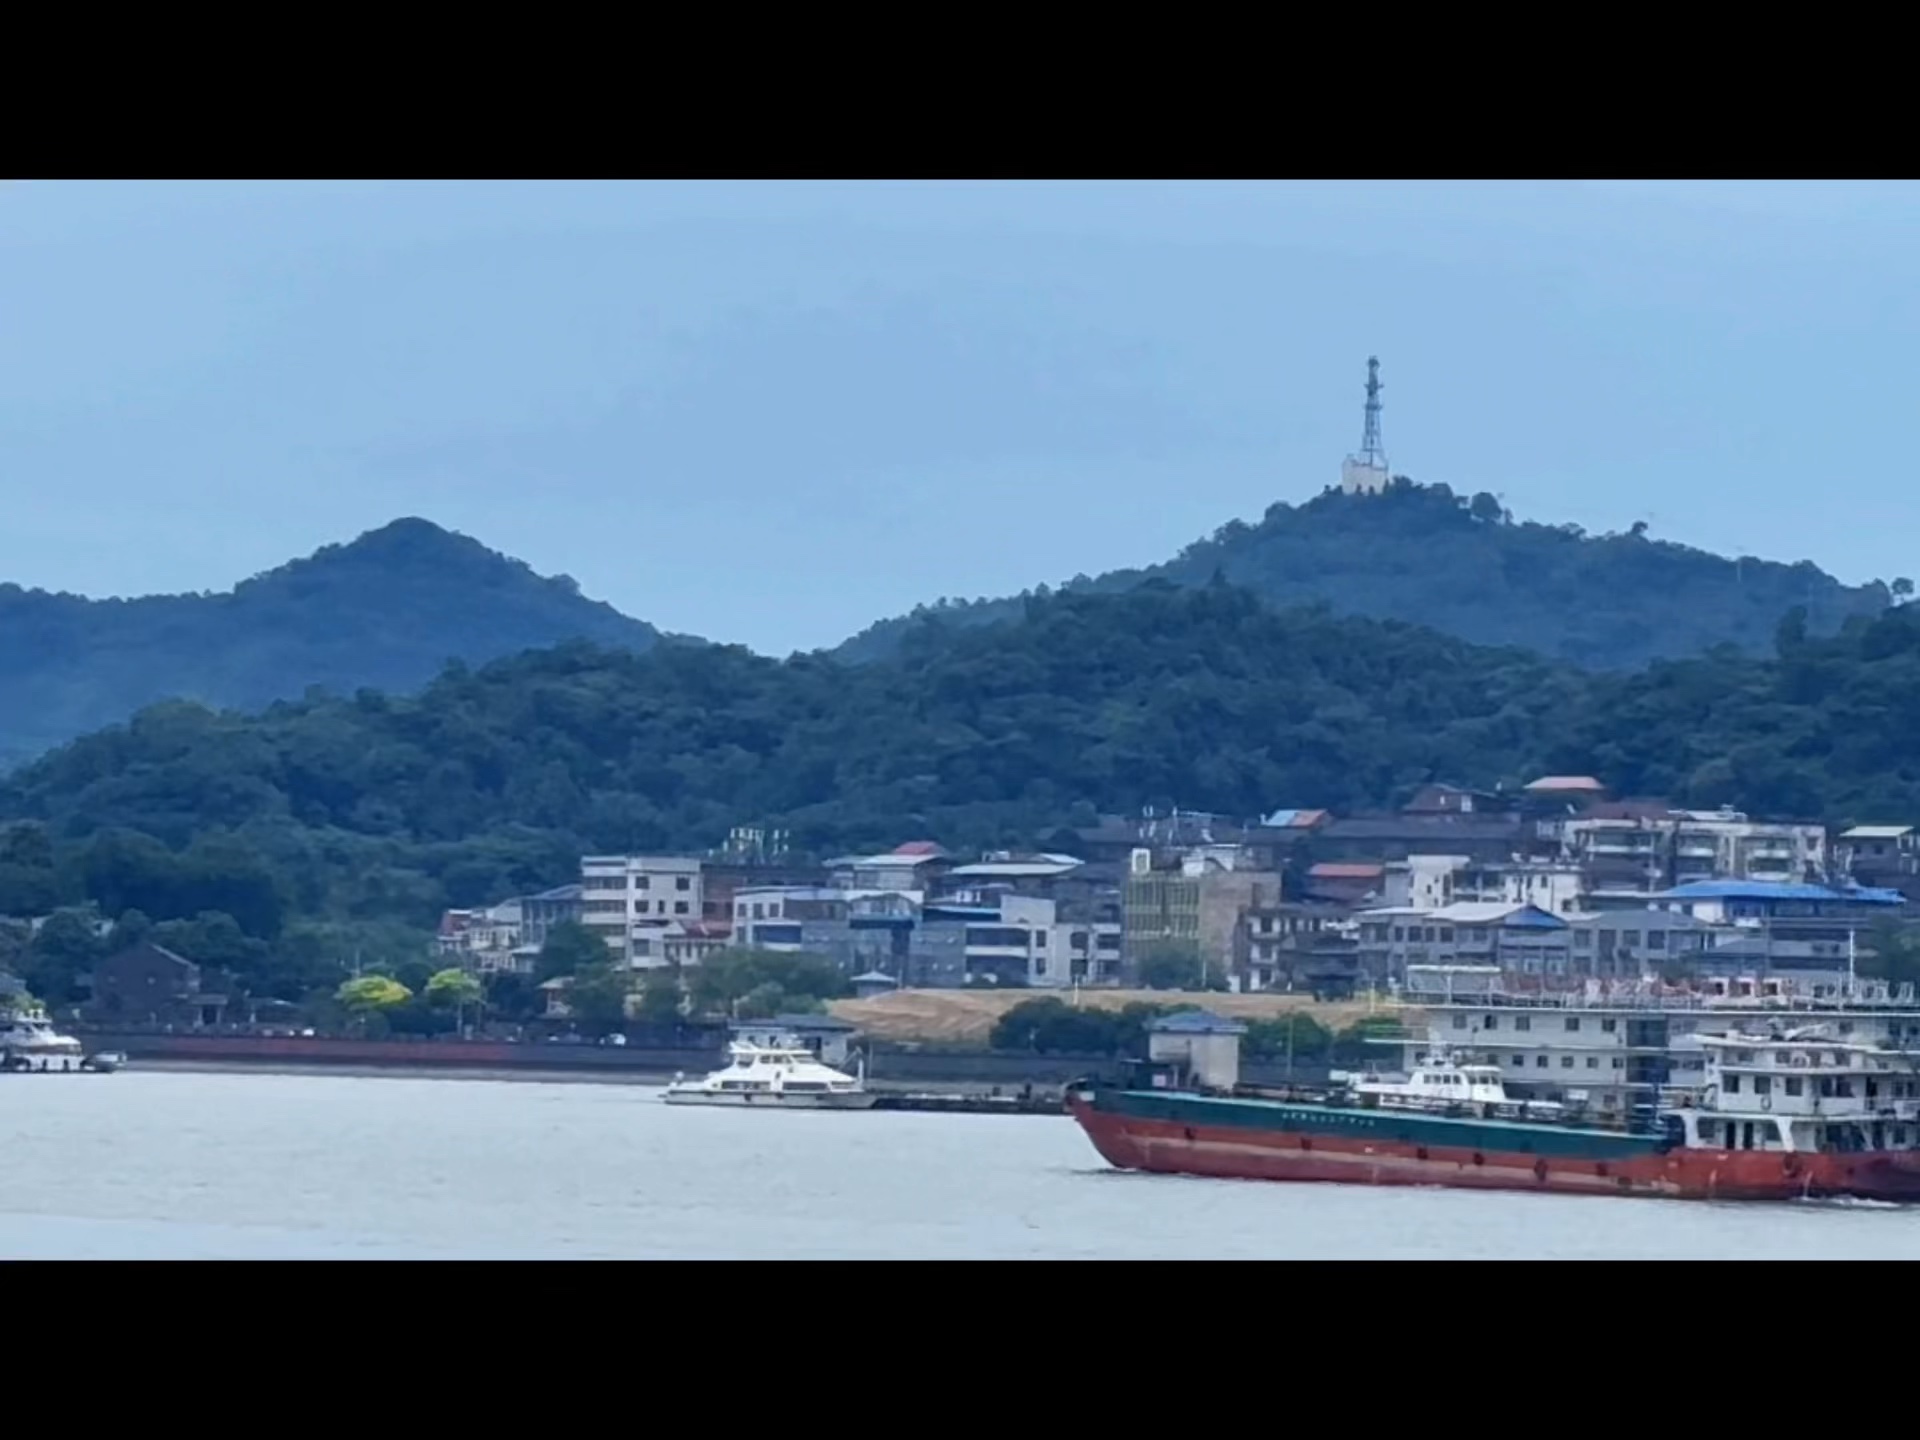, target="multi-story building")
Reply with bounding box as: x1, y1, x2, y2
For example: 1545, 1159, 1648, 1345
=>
519, 884, 583, 949
1648, 879, 1906, 978
1237, 902, 1354, 993
1837, 826, 1920, 897
580, 855, 705, 968
1563, 909, 1725, 978
1355, 901, 1573, 982
827, 842, 952, 893
1553, 807, 1829, 893
1122, 846, 1283, 981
